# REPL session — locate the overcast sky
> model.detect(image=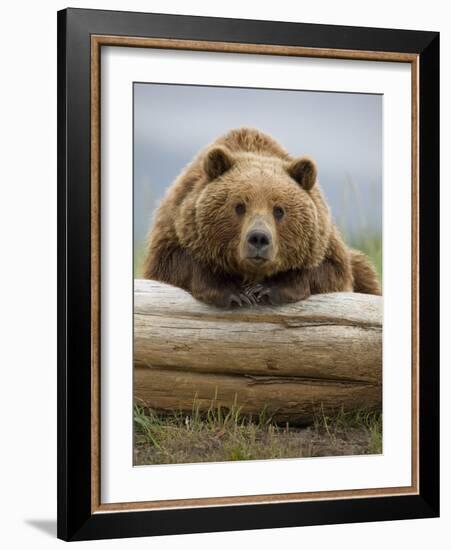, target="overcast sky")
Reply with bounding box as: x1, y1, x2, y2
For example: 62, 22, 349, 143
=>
134, 83, 382, 249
